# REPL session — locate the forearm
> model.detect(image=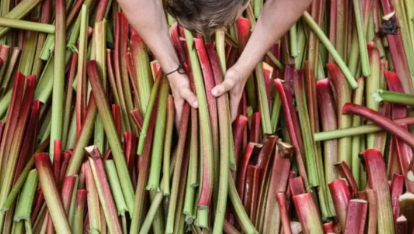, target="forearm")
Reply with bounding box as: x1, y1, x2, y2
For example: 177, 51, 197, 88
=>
117, 0, 179, 72
237, 0, 312, 74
